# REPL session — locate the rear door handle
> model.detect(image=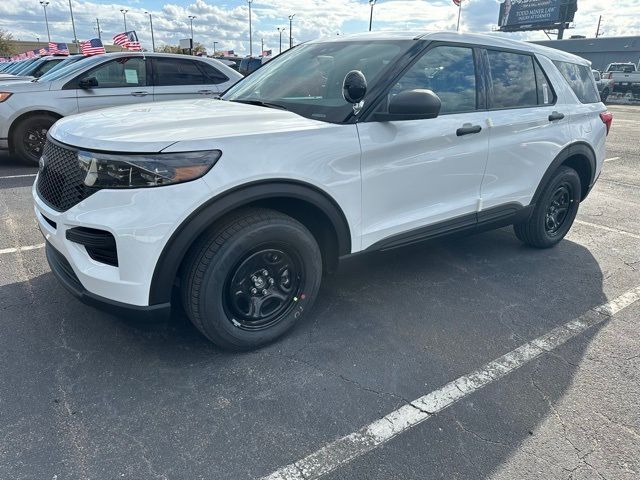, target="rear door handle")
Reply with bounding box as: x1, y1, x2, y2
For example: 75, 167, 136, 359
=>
456, 124, 482, 136
548, 111, 565, 121
131, 91, 149, 97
